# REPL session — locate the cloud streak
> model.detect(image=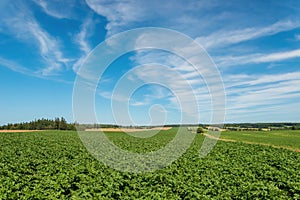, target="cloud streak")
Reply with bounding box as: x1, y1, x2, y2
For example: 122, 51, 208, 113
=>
0, 57, 34, 76
196, 20, 300, 50
0, 1, 71, 76
216, 49, 300, 67
75, 17, 94, 54
83, 0, 300, 123
224, 71, 300, 122
32, 0, 75, 19
72, 16, 95, 73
